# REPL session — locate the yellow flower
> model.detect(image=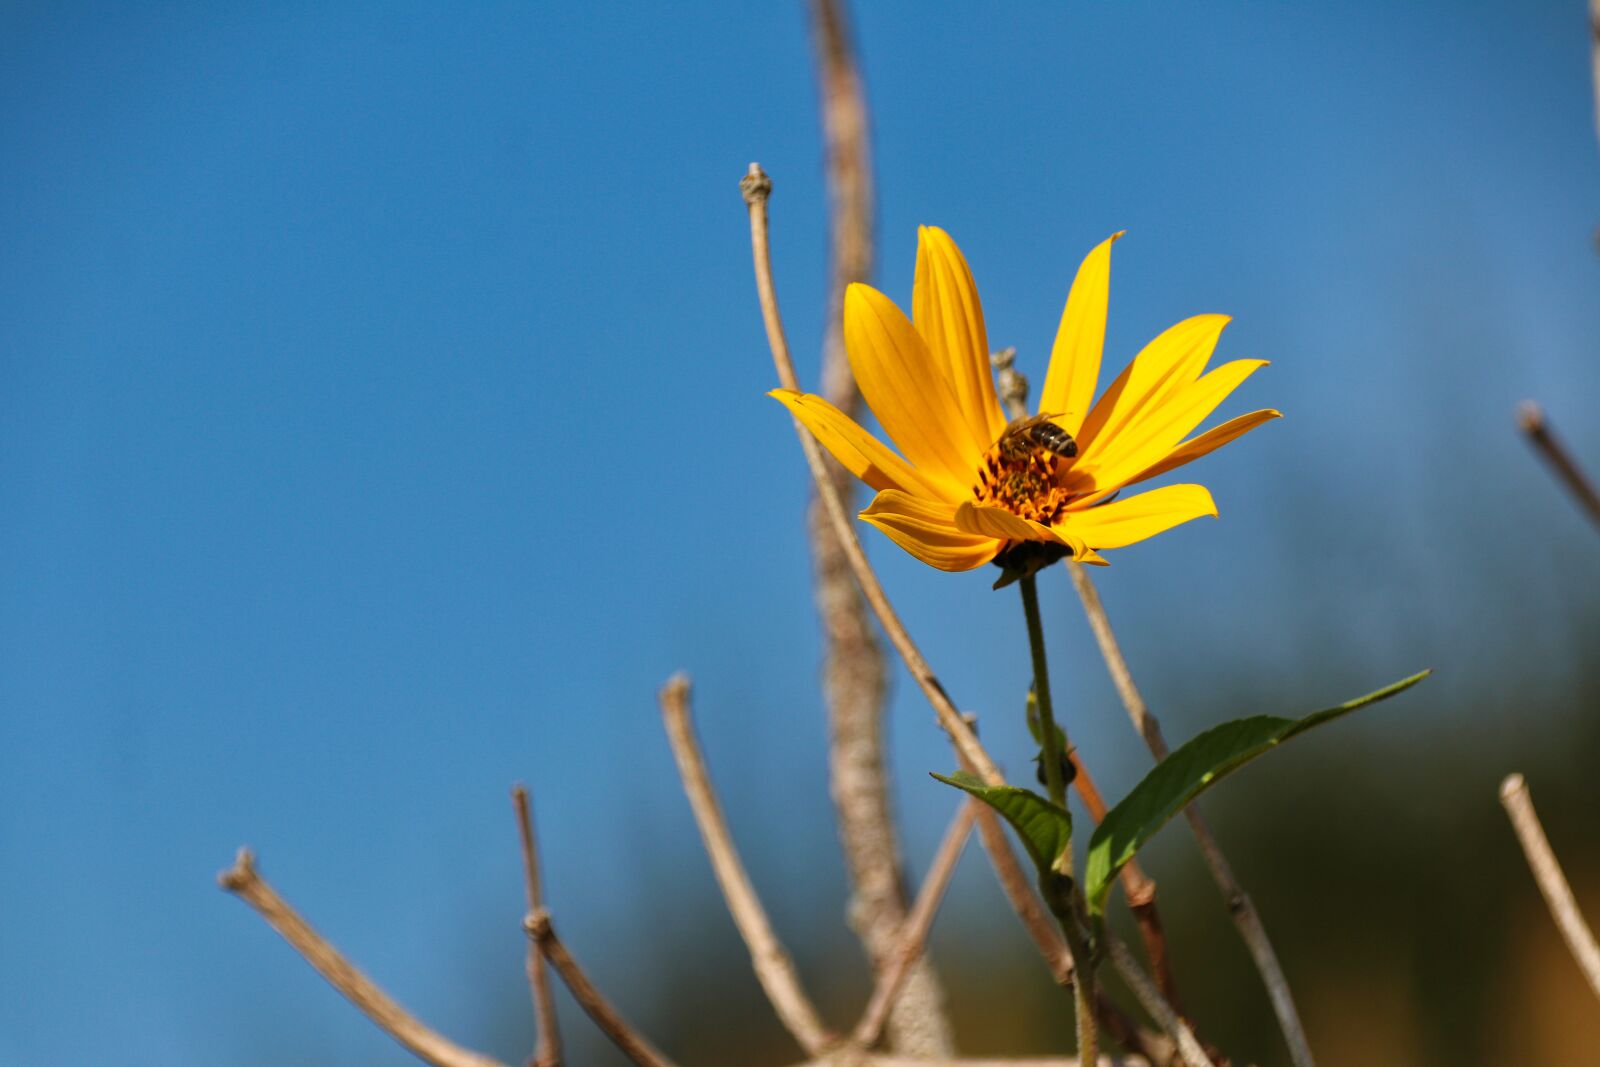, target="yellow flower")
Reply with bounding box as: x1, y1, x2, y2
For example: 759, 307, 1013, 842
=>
771, 228, 1280, 572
